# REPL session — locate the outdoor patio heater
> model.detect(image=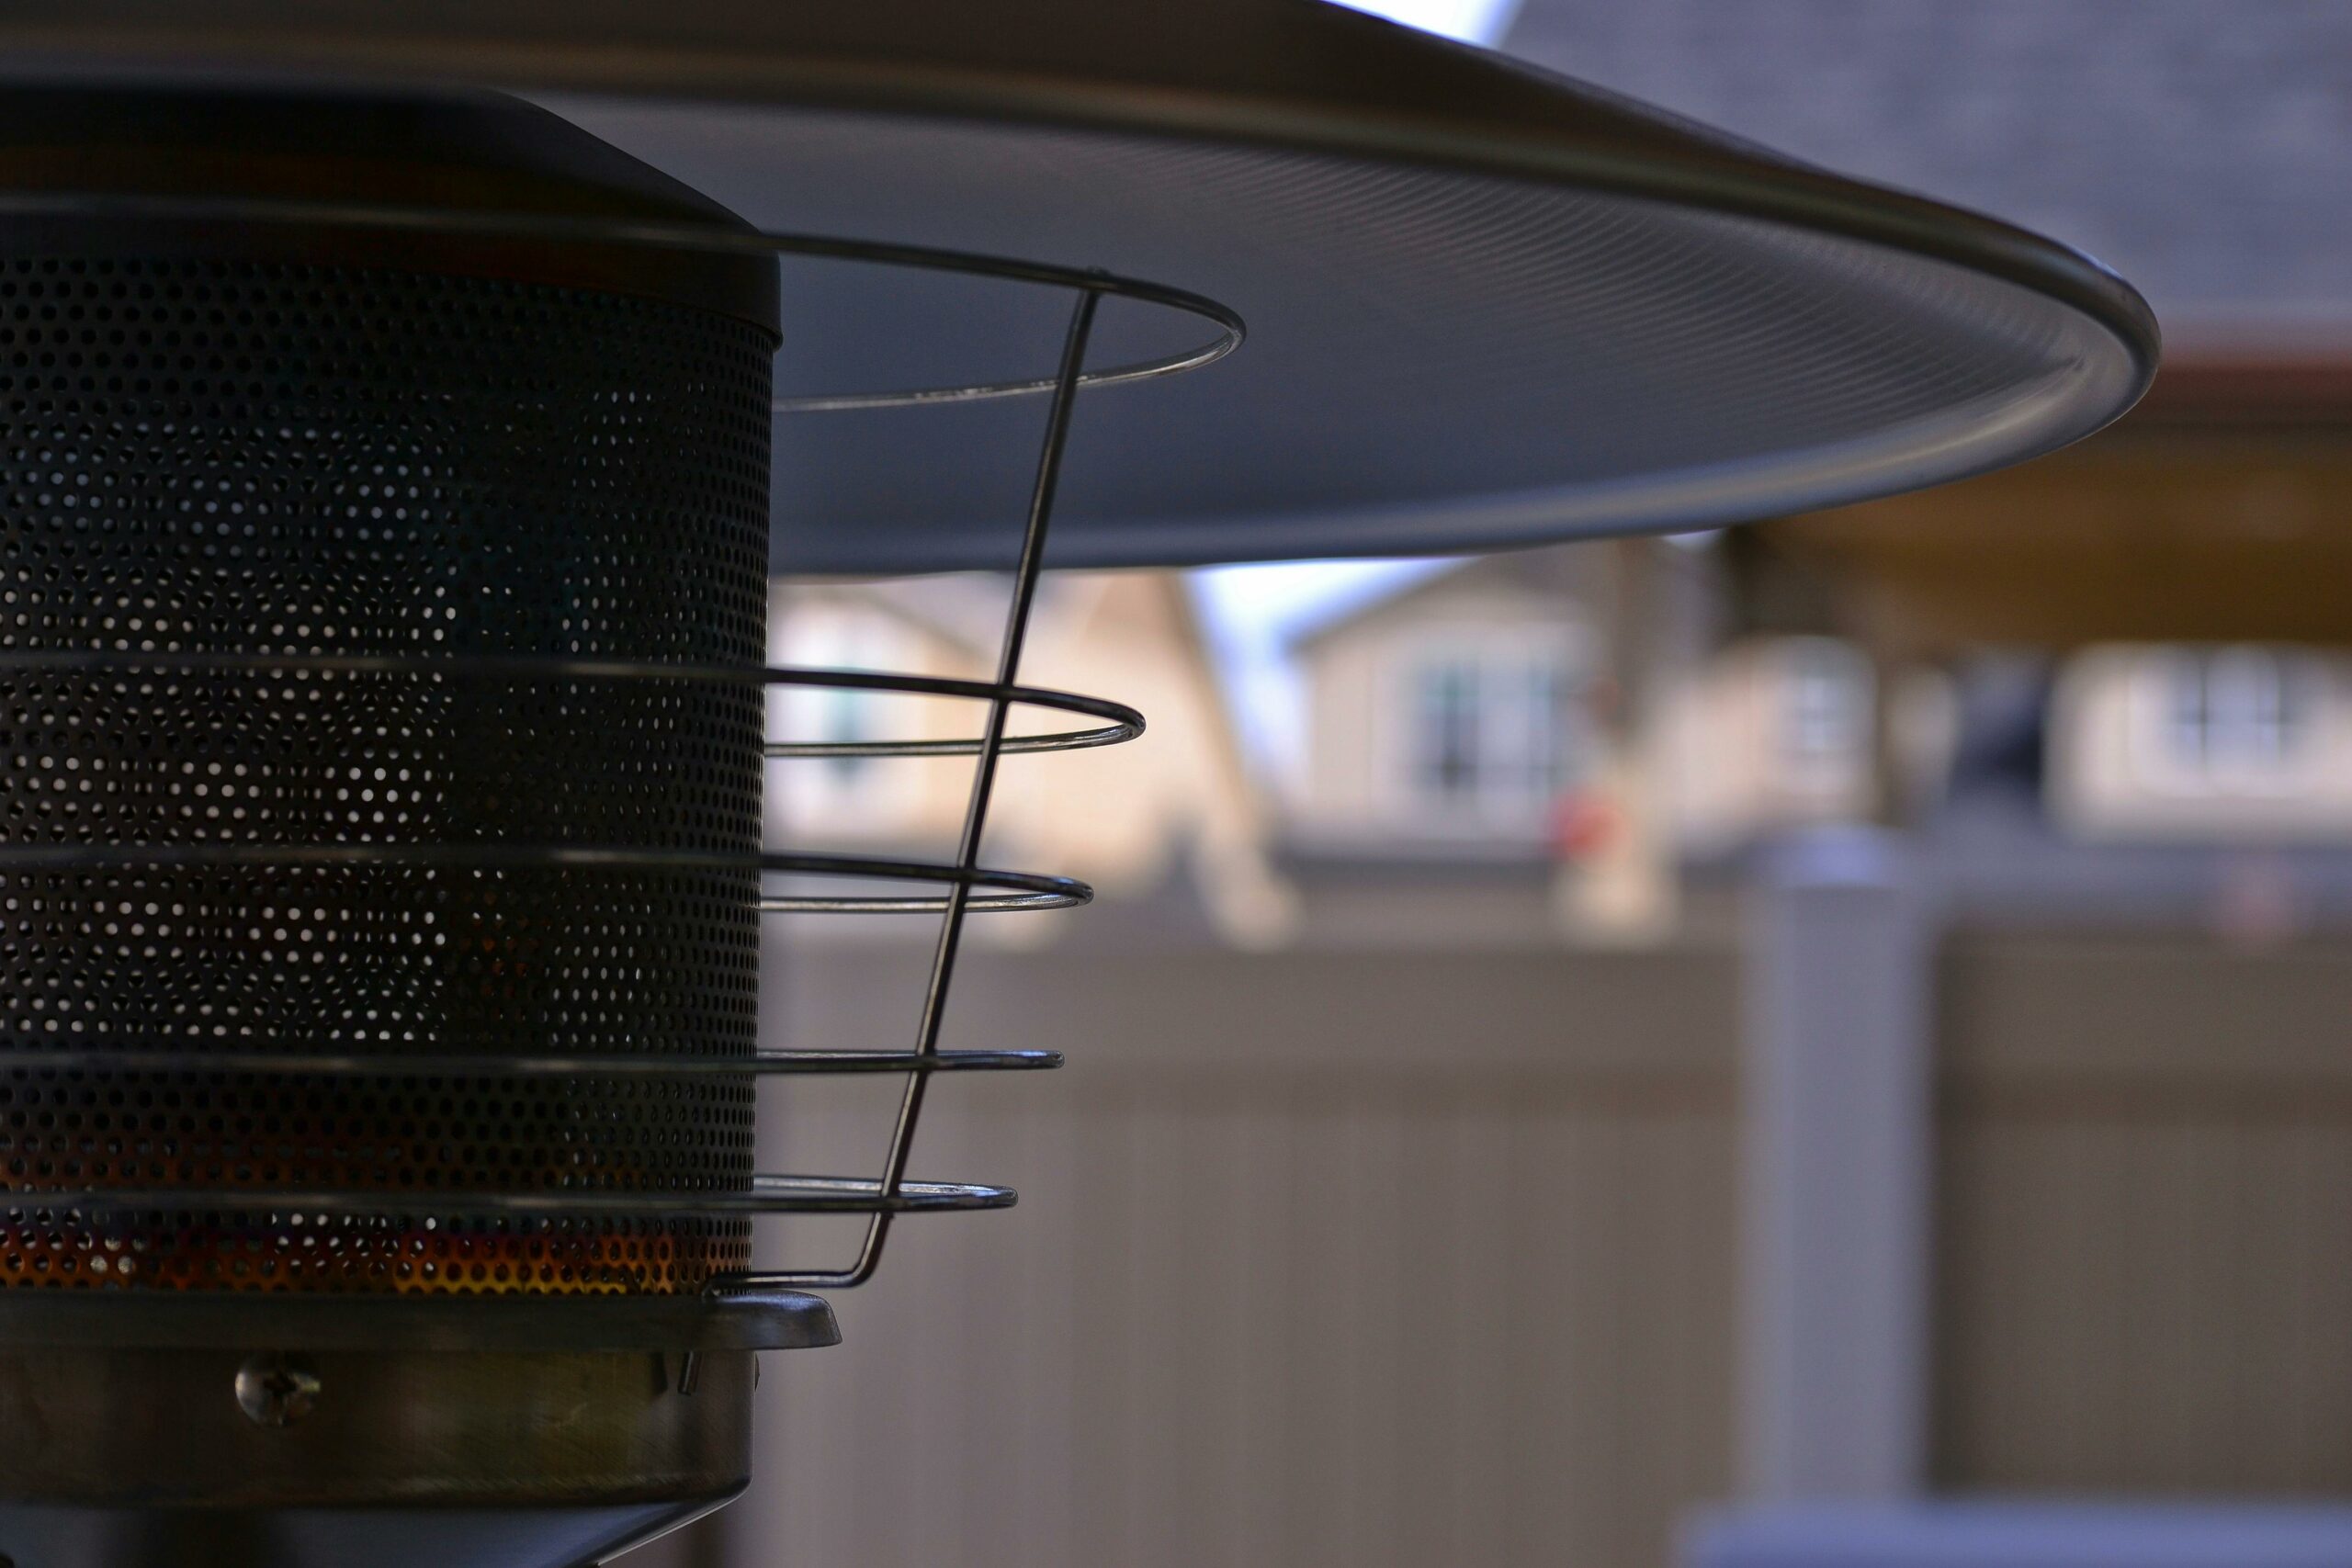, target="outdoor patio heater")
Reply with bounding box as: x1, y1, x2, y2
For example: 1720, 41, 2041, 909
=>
0, 5, 2154, 1566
